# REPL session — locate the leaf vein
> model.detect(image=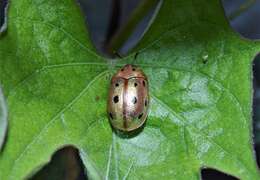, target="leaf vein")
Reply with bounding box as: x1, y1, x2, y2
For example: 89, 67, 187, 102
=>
10, 17, 103, 59
8, 70, 108, 179
150, 93, 255, 177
